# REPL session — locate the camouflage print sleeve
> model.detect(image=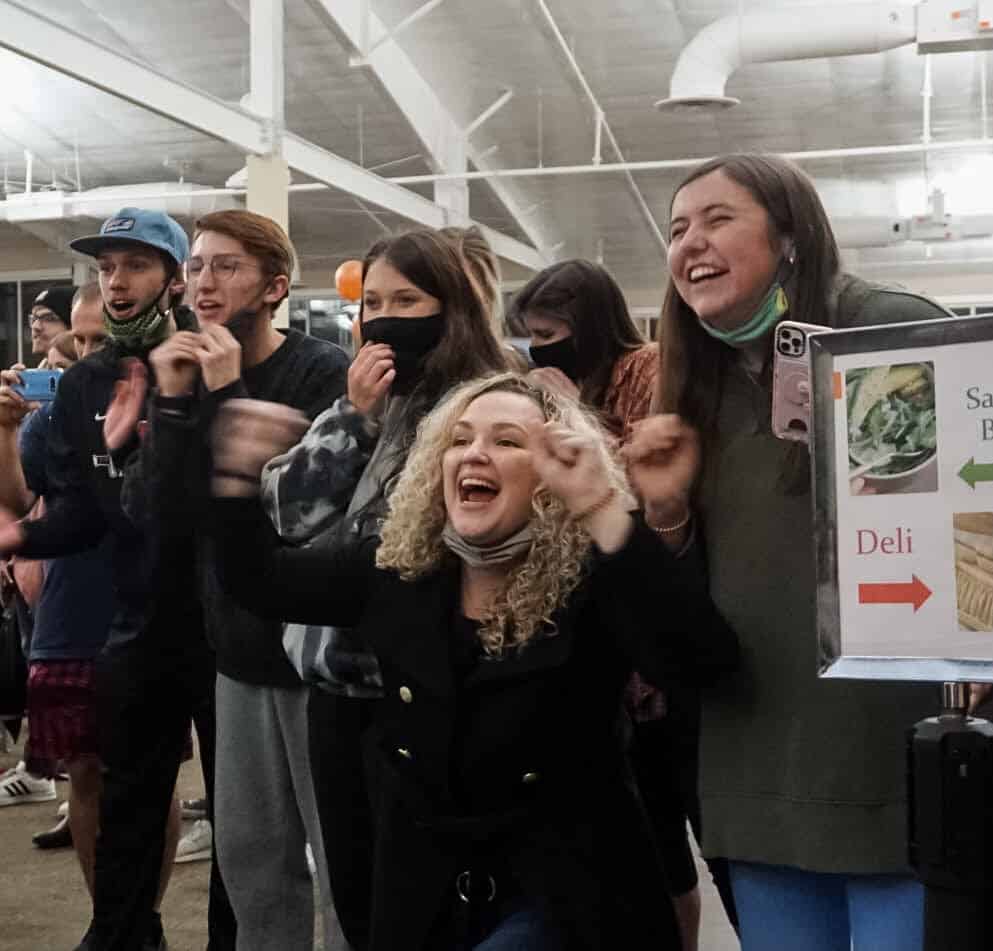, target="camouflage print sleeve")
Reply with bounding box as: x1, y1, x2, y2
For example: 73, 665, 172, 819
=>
260, 396, 379, 545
